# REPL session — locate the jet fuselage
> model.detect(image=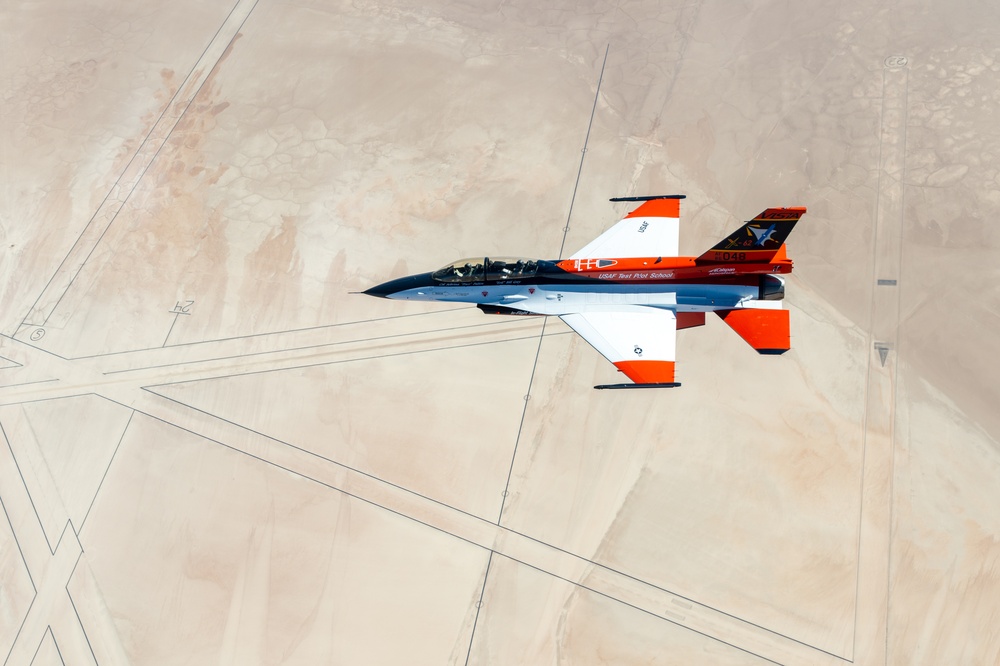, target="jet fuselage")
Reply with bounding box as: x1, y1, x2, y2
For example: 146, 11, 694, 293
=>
362, 198, 805, 387
364, 255, 789, 317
